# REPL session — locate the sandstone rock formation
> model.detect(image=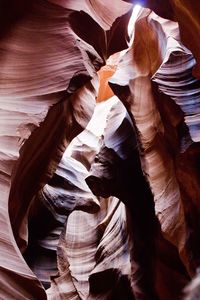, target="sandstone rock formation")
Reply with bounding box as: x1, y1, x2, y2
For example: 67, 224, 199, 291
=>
1, 1, 200, 299
0, 0, 131, 298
